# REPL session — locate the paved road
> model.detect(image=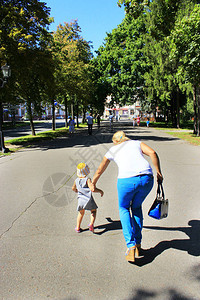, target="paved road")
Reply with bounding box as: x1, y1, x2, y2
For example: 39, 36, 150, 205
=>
3, 120, 69, 141
4, 119, 83, 141
0, 121, 200, 300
